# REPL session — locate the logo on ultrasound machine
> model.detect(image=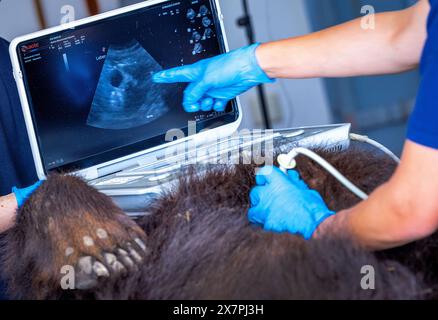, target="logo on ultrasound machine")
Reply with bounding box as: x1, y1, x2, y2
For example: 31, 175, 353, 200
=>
21, 43, 40, 53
